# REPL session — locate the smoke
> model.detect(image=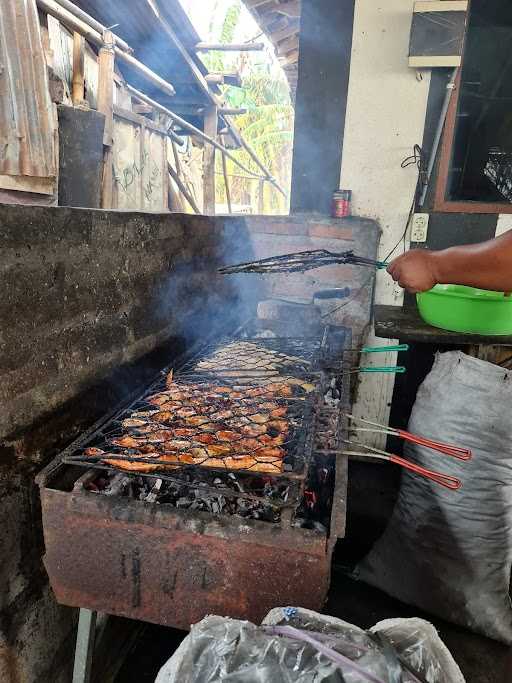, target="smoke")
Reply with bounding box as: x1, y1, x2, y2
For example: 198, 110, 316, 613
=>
155, 215, 264, 350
